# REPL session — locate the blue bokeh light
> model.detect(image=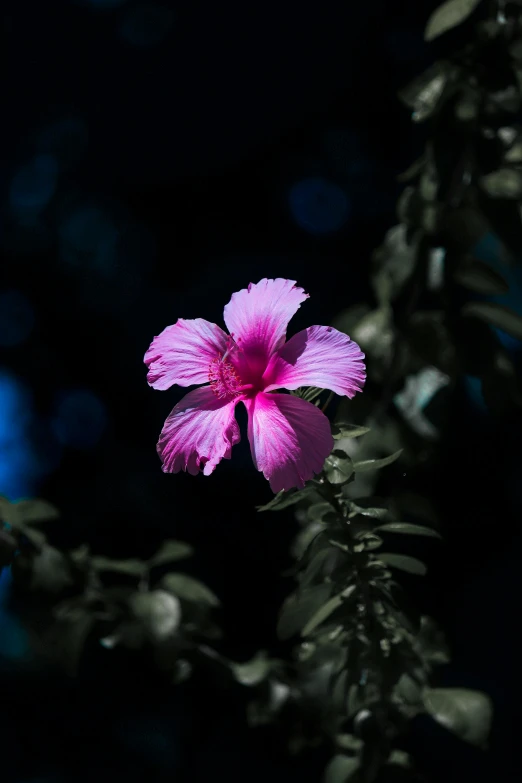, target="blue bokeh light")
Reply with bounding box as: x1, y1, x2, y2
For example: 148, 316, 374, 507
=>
59, 205, 119, 273
35, 116, 88, 171
1, 216, 52, 255
0, 371, 36, 662
0, 290, 35, 348
288, 176, 351, 235
51, 389, 108, 450
118, 4, 176, 47
464, 375, 488, 414
9, 155, 58, 217
0, 371, 33, 447
470, 233, 522, 354
77, 0, 129, 8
